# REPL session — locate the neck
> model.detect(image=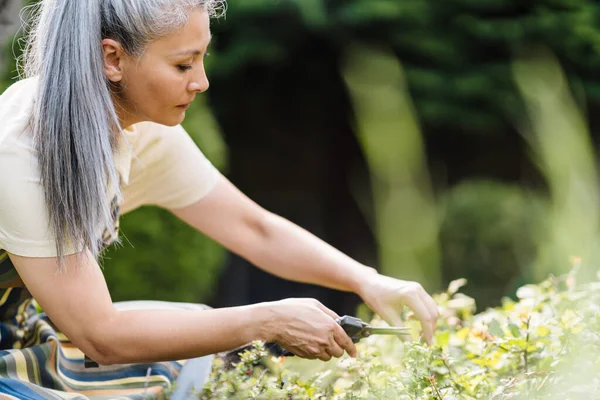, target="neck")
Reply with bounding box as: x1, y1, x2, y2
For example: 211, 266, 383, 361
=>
111, 92, 142, 131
